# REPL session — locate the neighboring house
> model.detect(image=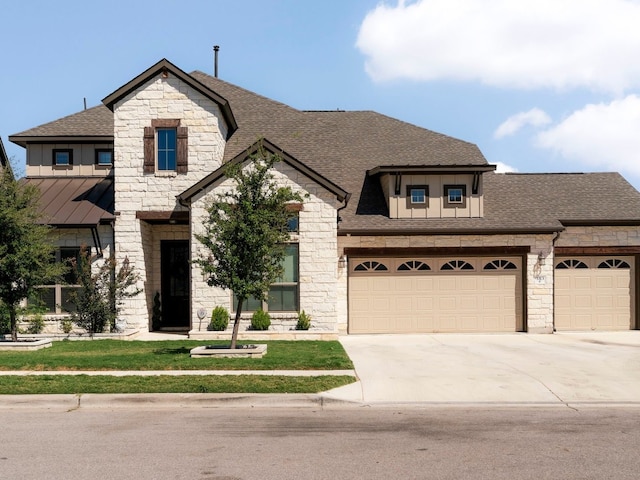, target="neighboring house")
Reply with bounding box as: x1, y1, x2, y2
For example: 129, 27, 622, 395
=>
0, 136, 13, 177
9, 58, 640, 336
